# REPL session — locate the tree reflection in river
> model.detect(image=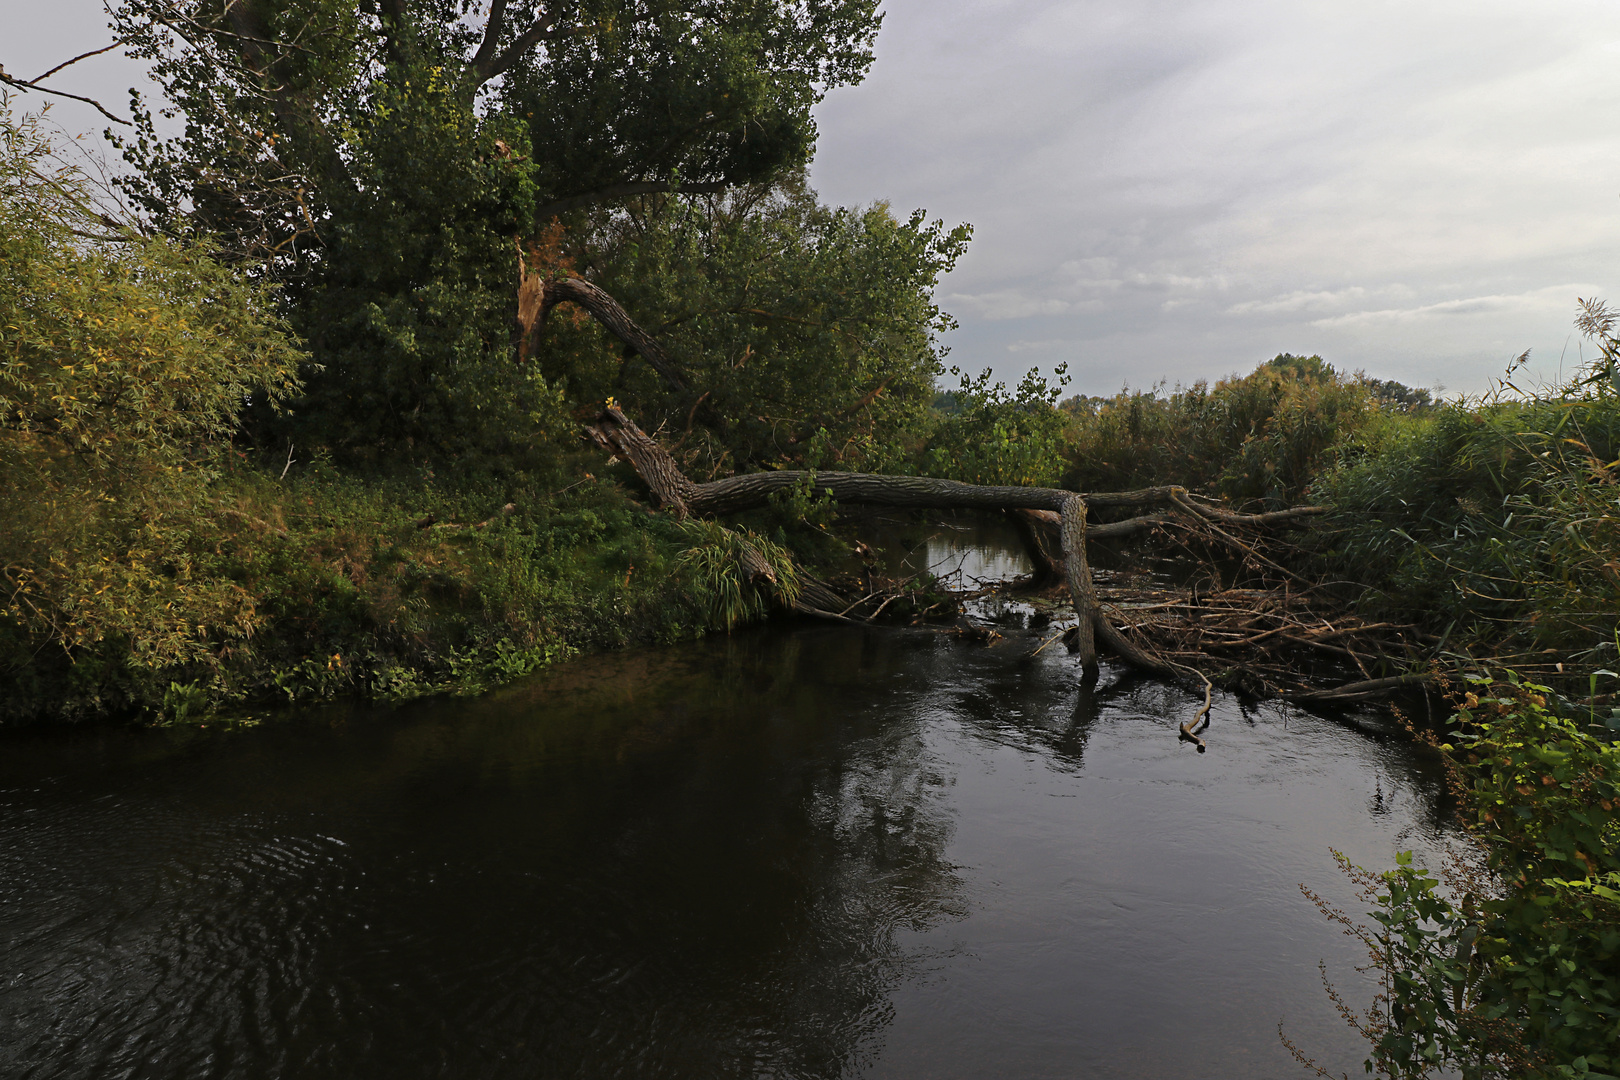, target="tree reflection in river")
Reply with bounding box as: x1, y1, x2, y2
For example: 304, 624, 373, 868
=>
0, 628, 974, 1079
1, 613, 1456, 1080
